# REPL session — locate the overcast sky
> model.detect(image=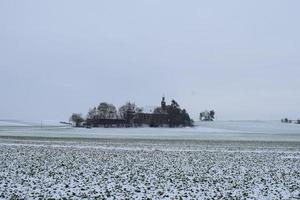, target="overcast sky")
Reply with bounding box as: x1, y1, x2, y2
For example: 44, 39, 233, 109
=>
0, 0, 299, 121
